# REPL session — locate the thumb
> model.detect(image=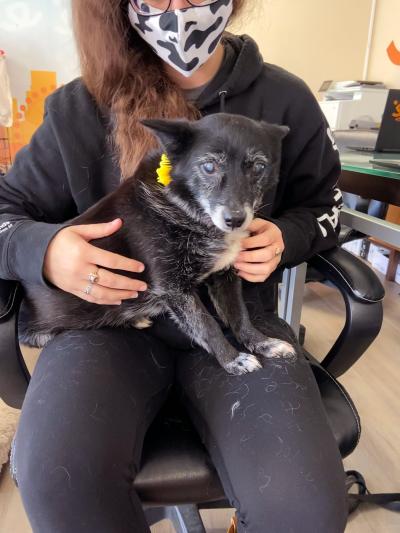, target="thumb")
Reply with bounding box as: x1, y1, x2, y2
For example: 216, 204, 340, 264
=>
72, 218, 123, 241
